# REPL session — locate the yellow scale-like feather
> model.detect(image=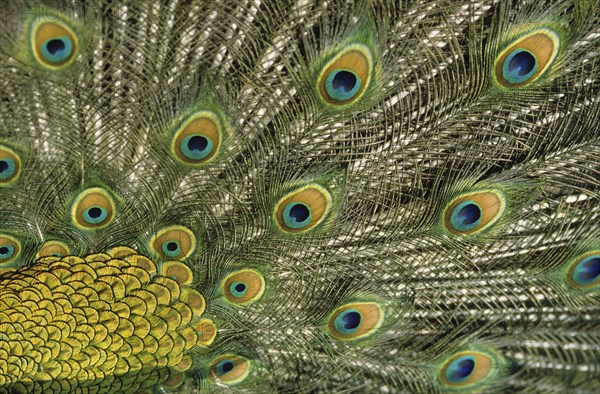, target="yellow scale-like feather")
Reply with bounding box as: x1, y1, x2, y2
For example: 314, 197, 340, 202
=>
0, 249, 213, 393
